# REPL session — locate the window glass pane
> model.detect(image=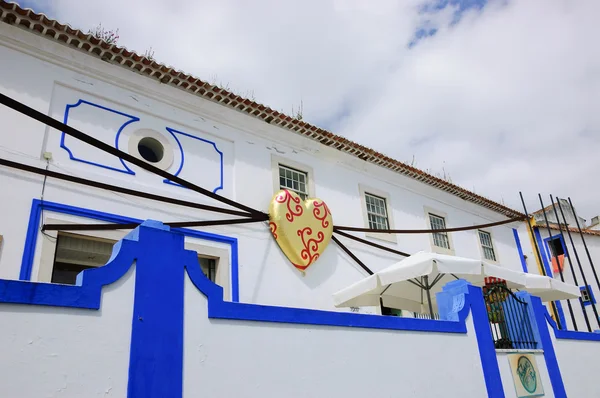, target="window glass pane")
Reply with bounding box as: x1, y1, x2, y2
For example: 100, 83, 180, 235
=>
429, 214, 450, 249
52, 233, 116, 285
478, 231, 496, 261
279, 165, 309, 198
365, 193, 389, 230
199, 257, 217, 283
